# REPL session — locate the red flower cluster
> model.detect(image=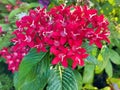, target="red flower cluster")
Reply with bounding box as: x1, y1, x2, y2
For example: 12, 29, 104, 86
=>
0, 5, 110, 72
